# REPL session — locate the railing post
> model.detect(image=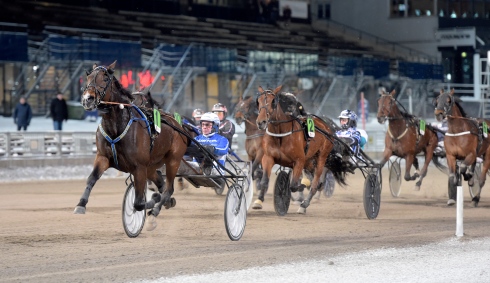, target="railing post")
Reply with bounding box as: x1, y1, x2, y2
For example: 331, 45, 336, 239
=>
6, 132, 11, 157
57, 131, 62, 156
